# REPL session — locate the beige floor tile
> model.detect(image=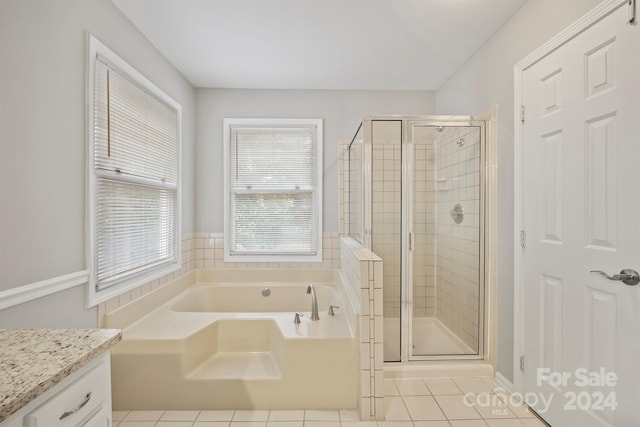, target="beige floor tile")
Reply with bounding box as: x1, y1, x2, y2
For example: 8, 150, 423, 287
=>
395, 378, 431, 396
117, 422, 156, 427
384, 396, 412, 420
233, 411, 270, 422
494, 393, 536, 418
303, 422, 341, 427
339, 410, 361, 421
194, 422, 231, 427
424, 378, 462, 395
403, 396, 446, 421
385, 378, 400, 396
160, 410, 200, 421
453, 378, 494, 394
268, 411, 304, 421
484, 420, 525, 427
113, 411, 129, 421
266, 422, 303, 427
197, 411, 235, 421
448, 421, 488, 427
341, 422, 377, 427
521, 419, 549, 427
155, 422, 193, 427
123, 411, 164, 421
413, 422, 451, 427
475, 404, 517, 419
435, 395, 482, 420
304, 410, 340, 421
229, 423, 267, 427
376, 422, 415, 427
480, 378, 506, 393
467, 394, 516, 419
